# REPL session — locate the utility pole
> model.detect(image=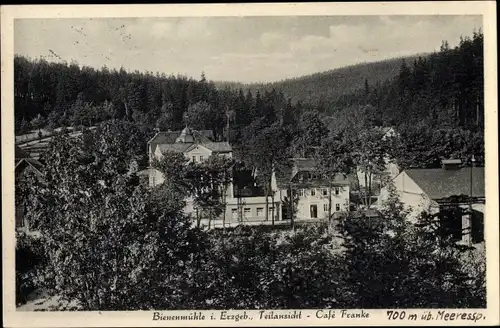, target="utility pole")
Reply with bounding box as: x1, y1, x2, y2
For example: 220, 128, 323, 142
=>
225, 106, 231, 144
468, 154, 475, 246
289, 183, 295, 230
